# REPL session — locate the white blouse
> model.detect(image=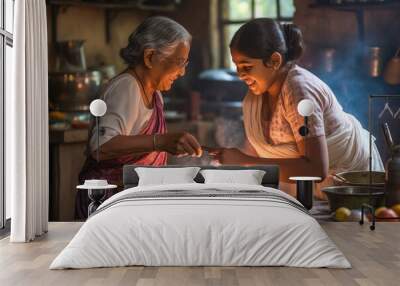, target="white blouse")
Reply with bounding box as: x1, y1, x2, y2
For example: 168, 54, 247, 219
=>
89, 73, 158, 152
265, 65, 346, 145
